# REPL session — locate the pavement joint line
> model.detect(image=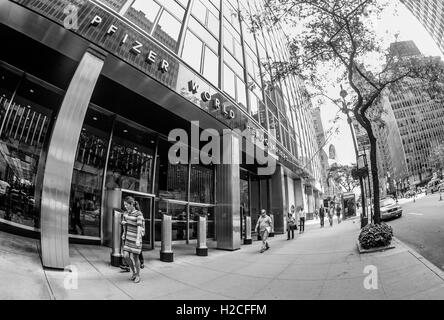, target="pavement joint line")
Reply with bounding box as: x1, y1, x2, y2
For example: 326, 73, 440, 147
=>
145, 263, 237, 300
35, 241, 56, 301
396, 282, 444, 300
73, 245, 135, 300
393, 237, 444, 282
